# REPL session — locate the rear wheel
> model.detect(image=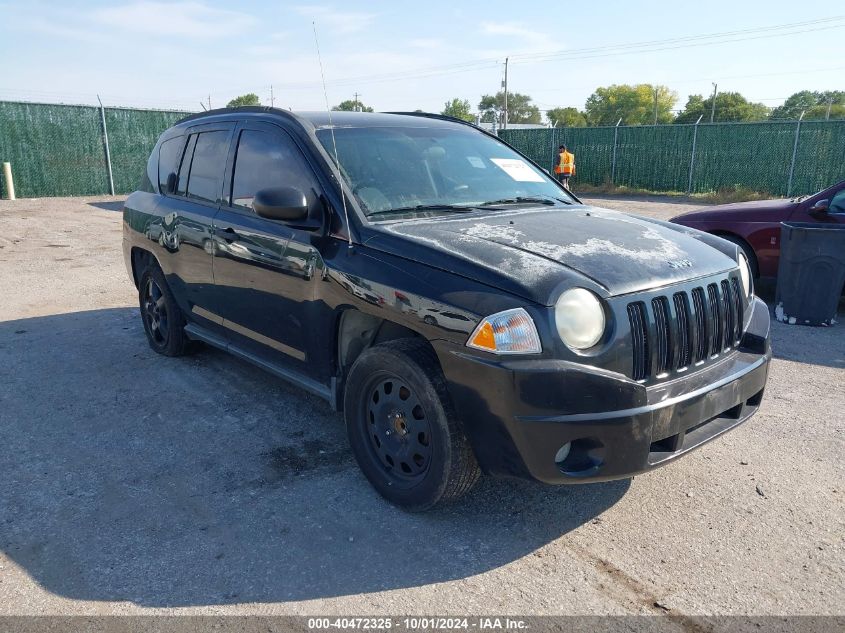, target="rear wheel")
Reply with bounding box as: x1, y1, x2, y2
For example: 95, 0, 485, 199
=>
138, 265, 191, 357
344, 338, 480, 511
